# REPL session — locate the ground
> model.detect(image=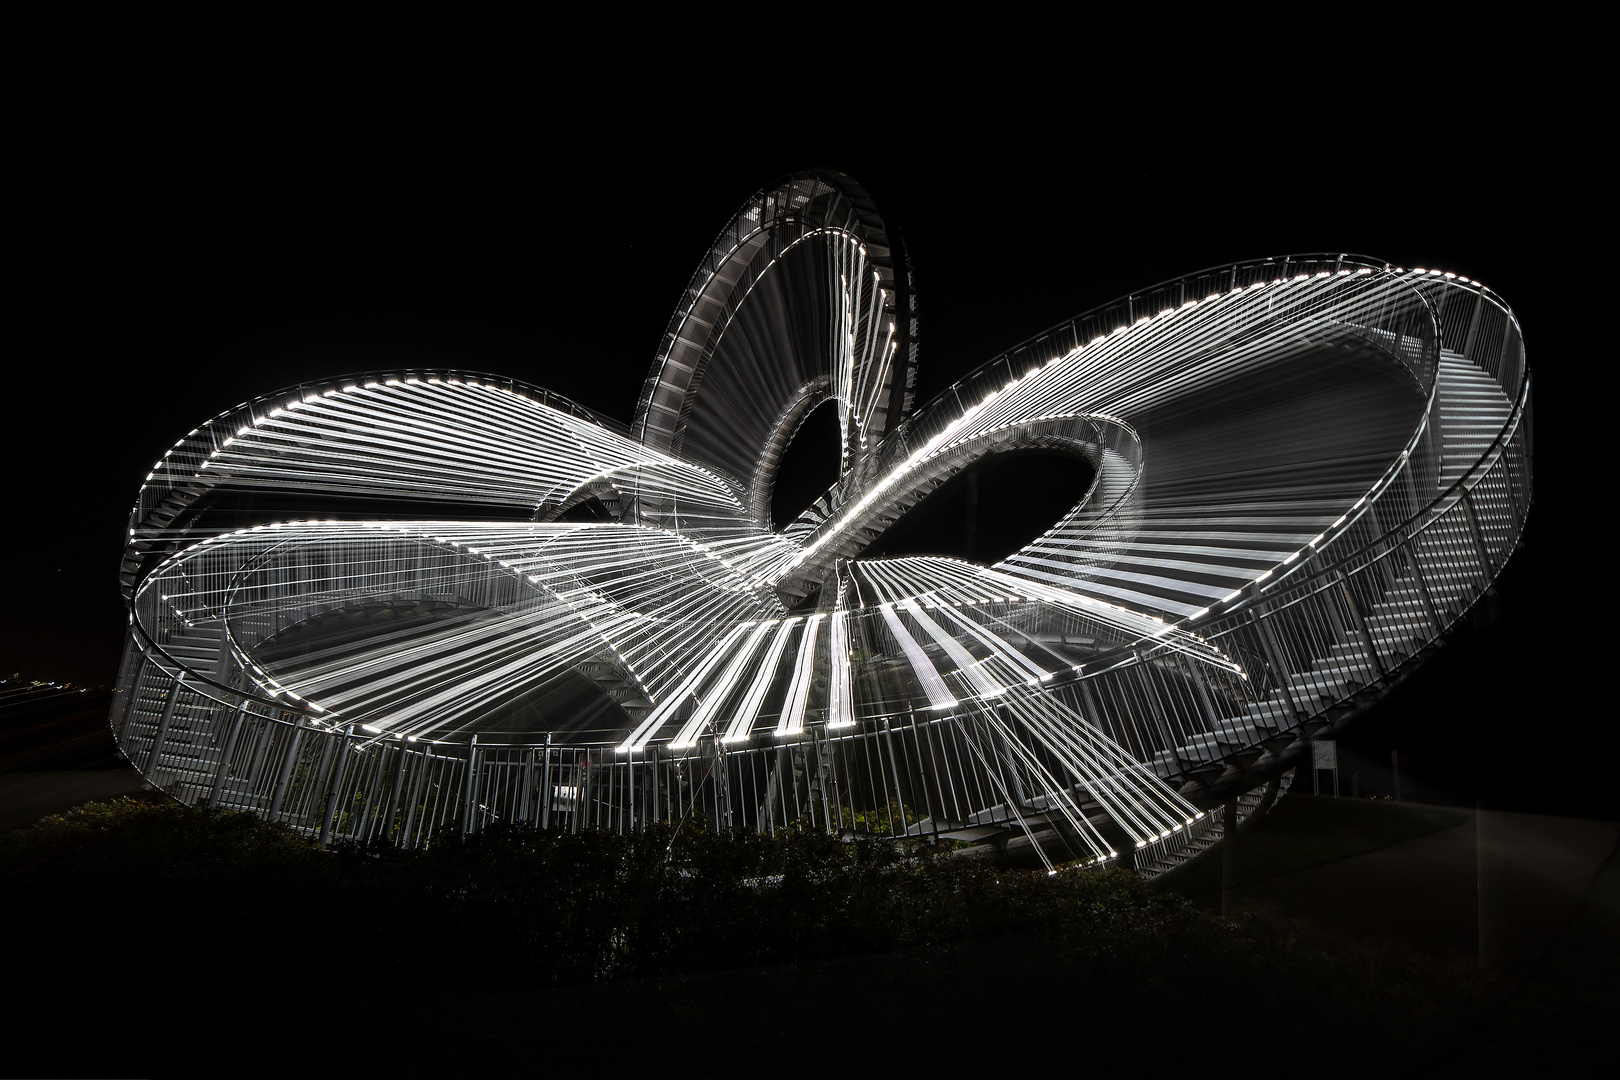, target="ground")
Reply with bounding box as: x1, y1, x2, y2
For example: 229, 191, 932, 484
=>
3, 713, 1614, 1077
